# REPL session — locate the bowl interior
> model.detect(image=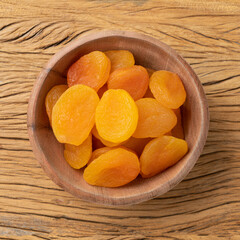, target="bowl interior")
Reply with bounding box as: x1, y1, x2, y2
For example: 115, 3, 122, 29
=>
28, 32, 208, 205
